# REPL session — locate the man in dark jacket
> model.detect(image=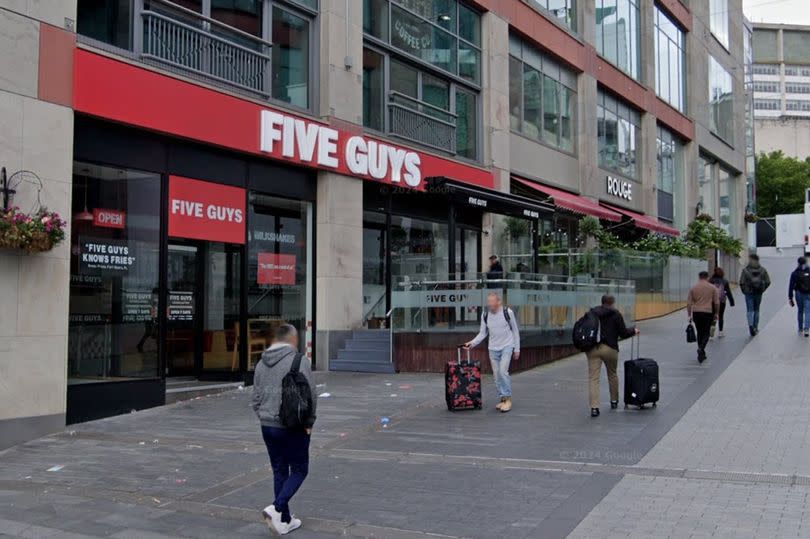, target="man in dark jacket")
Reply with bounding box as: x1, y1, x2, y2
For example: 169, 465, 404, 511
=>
586, 295, 638, 417
486, 255, 504, 288
252, 324, 317, 535
739, 254, 771, 336
788, 256, 810, 337
708, 267, 734, 339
